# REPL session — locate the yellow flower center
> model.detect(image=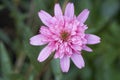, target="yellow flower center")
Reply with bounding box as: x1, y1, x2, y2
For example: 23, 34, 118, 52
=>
60, 31, 70, 41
